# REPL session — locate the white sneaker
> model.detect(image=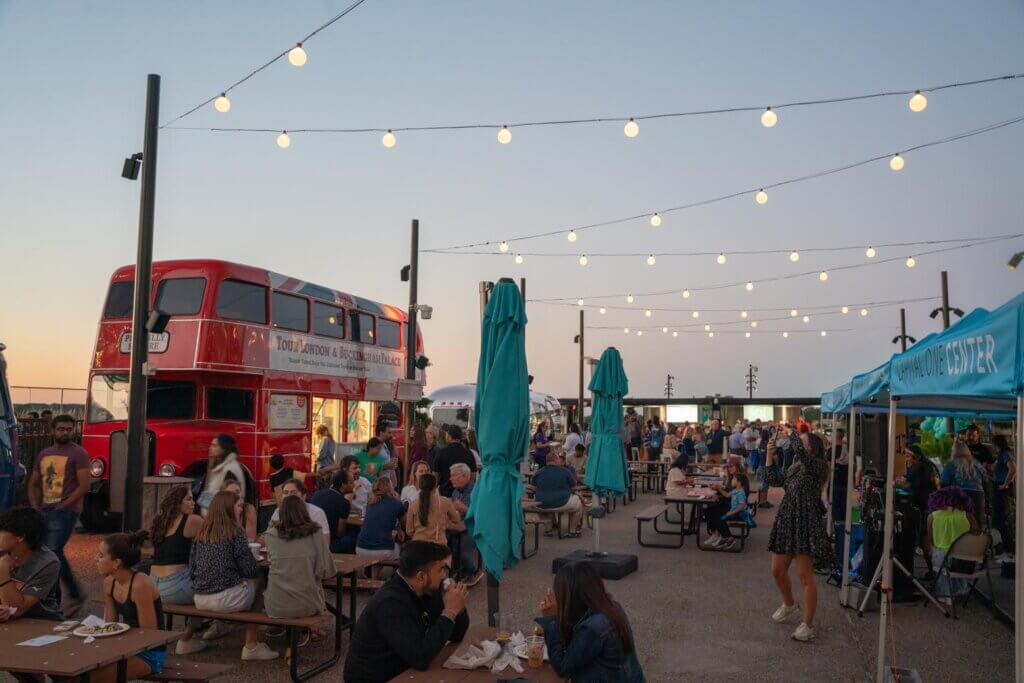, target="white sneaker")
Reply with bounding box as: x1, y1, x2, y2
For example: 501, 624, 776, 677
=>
706, 534, 722, 548
771, 603, 800, 623
202, 620, 234, 641
241, 642, 279, 661
175, 637, 208, 655
791, 622, 815, 642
